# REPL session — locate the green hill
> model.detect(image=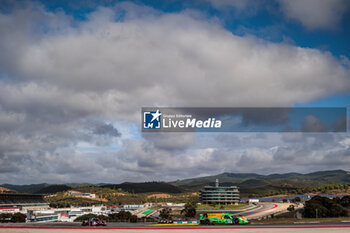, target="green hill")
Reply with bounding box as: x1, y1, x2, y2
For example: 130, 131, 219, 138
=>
1, 183, 50, 193
35, 185, 72, 194
3, 170, 350, 197
170, 170, 350, 196
102, 182, 183, 194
